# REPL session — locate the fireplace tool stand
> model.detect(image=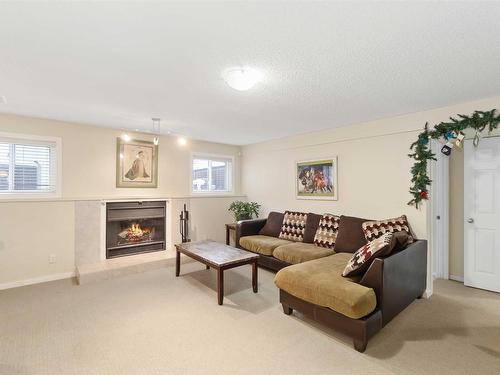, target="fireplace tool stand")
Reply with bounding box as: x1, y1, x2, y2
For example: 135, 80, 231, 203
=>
179, 204, 190, 243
